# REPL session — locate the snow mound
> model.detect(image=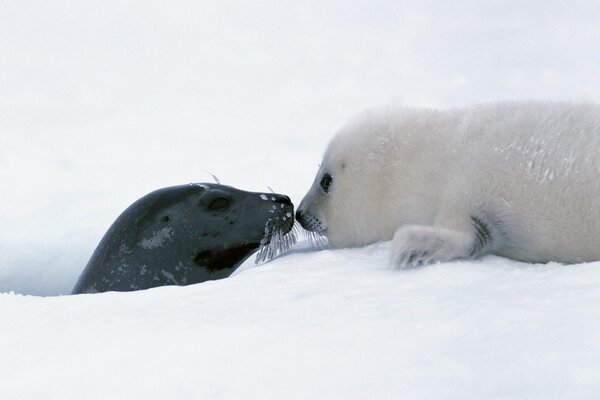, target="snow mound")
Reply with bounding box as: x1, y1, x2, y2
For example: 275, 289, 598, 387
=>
2, 243, 600, 399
